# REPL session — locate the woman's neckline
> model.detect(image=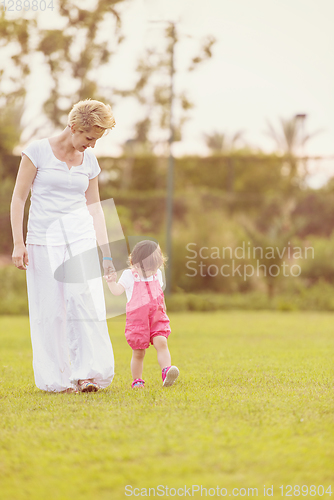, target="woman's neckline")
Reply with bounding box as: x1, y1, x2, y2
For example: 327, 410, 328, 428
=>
47, 138, 85, 170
